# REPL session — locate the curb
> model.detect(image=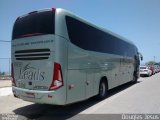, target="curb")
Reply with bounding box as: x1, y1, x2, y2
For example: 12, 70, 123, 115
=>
0, 86, 11, 88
